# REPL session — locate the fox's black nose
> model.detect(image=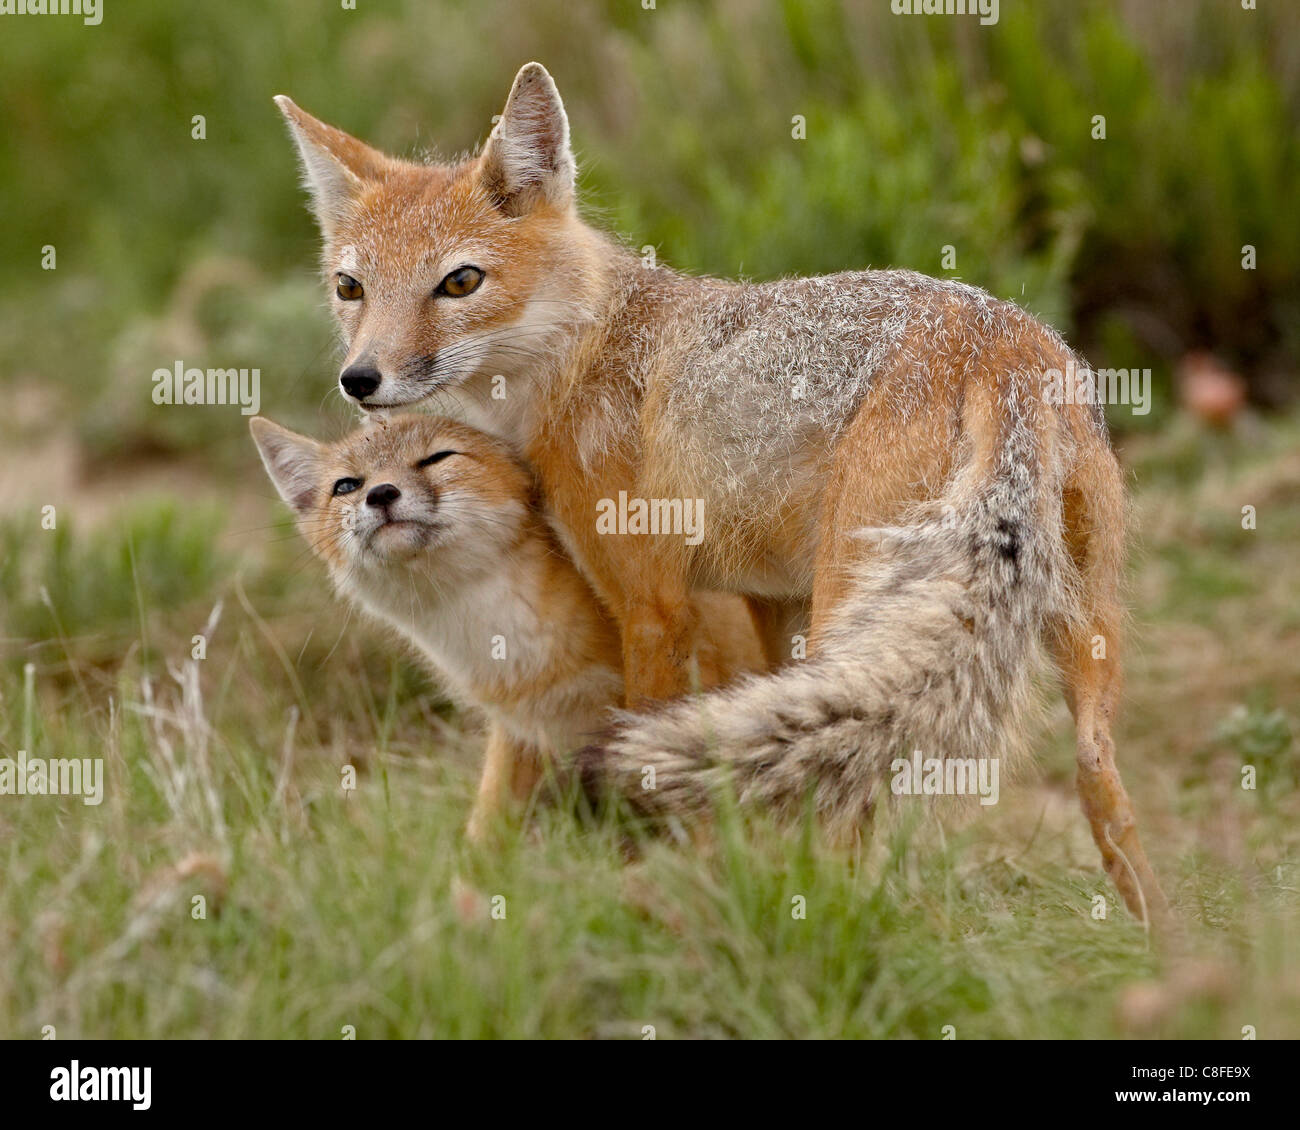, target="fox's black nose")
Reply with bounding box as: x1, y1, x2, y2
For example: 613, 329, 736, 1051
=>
340, 364, 382, 401
366, 483, 401, 508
